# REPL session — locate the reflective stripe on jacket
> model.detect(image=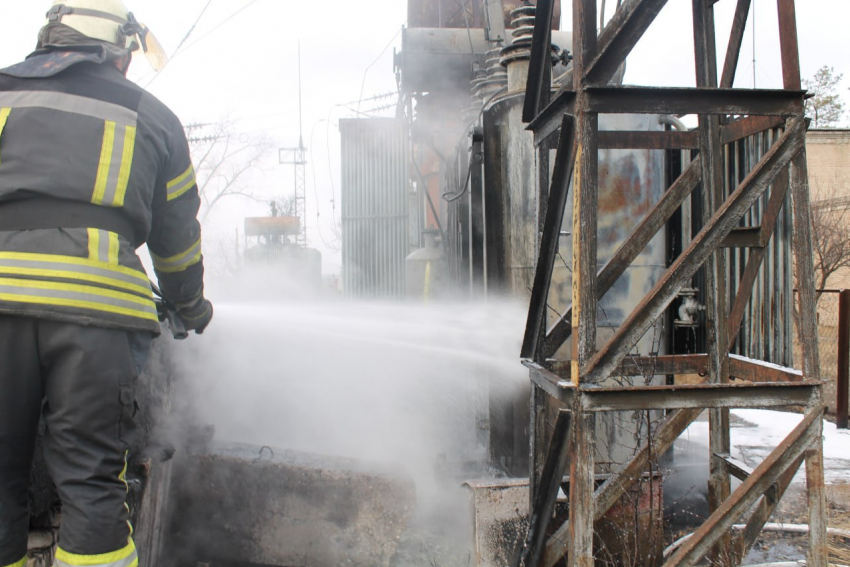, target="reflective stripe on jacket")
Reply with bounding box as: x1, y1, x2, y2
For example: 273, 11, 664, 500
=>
0, 55, 205, 332
55, 540, 138, 567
